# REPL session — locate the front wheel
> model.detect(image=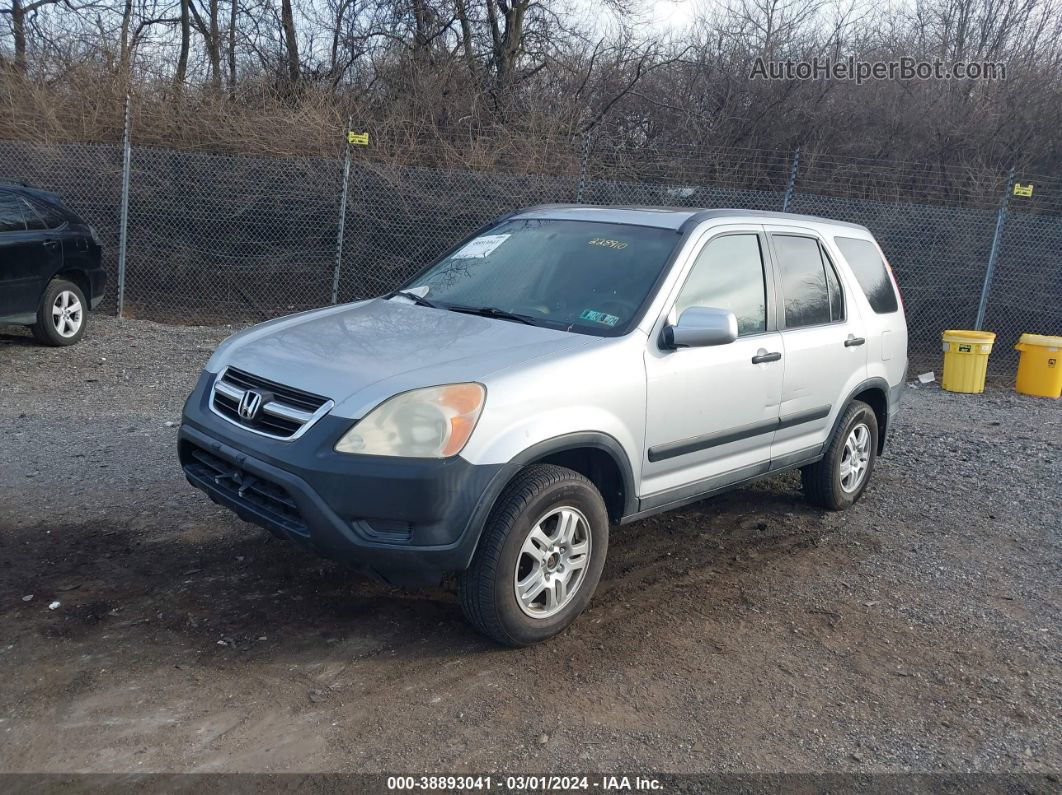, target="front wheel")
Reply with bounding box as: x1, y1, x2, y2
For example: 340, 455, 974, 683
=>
458, 464, 609, 646
801, 400, 878, 510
